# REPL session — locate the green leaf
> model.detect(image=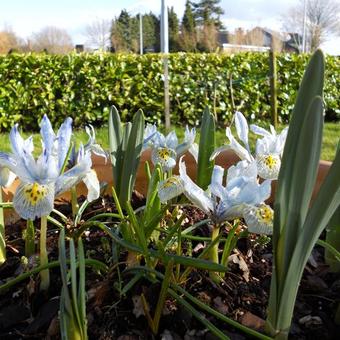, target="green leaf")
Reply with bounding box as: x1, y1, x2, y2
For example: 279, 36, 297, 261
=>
119, 110, 145, 207
276, 96, 324, 283
197, 106, 215, 190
